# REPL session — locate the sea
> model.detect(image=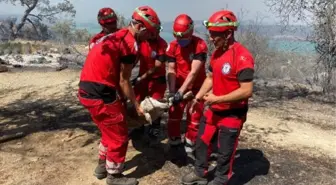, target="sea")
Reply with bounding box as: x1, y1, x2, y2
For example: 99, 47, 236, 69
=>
77, 23, 316, 54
